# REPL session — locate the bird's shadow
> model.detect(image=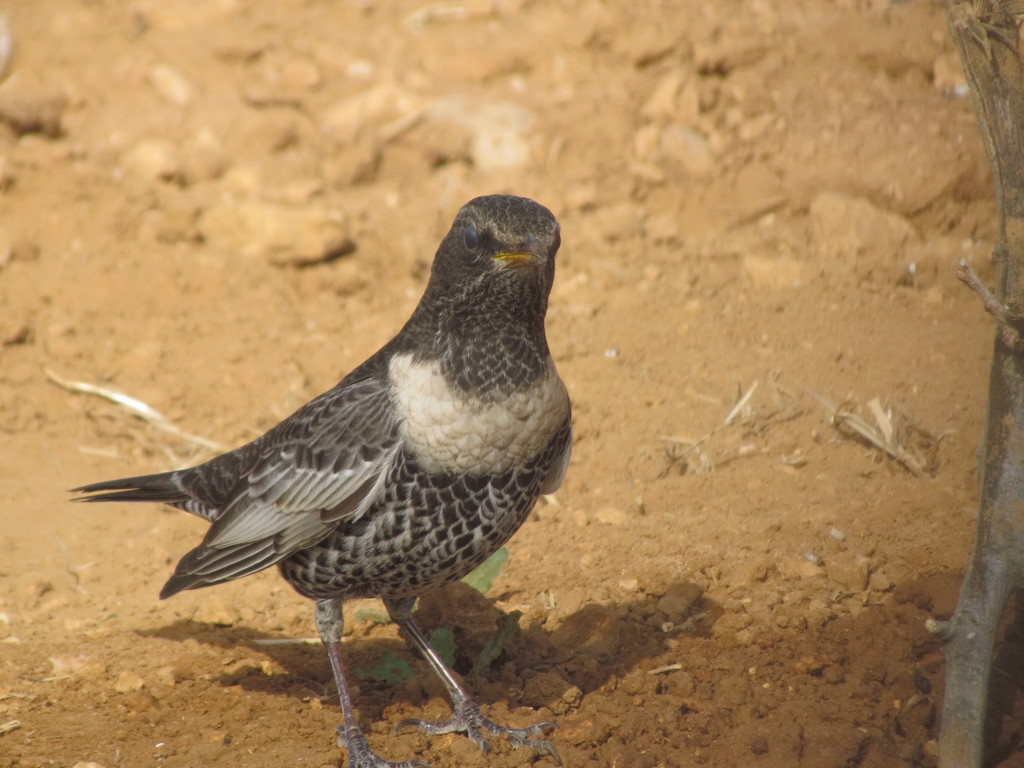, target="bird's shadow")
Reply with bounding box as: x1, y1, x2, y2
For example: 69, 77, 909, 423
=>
139, 581, 721, 720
